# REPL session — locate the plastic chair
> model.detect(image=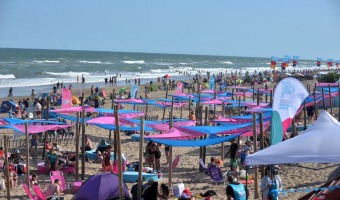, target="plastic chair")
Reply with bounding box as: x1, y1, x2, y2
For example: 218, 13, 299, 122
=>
22, 182, 39, 200
50, 170, 69, 191
33, 185, 47, 200
199, 159, 210, 176
208, 164, 226, 185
